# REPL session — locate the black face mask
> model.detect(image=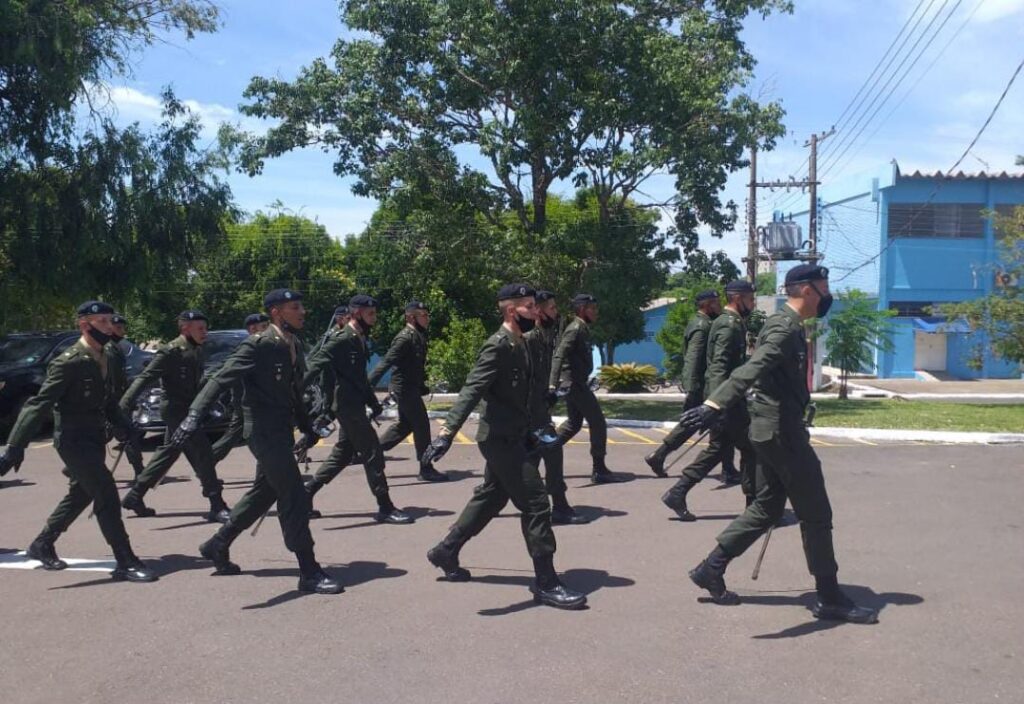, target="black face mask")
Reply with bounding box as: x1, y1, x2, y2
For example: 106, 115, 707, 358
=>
184, 334, 202, 346
86, 325, 113, 346
413, 320, 427, 334
736, 301, 753, 319
281, 321, 300, 335
540, 315, 557, 329
515, 313, 536, 333
708, 311, 720, 320
810, 283, 834, 318
354, 315, 373, 335
111, 333, 124, 343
